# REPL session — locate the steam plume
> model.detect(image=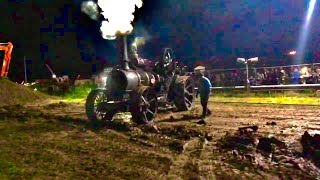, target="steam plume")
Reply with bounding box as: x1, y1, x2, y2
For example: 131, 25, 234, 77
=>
131, 24, 151, 49
81, 0, 143, 40
132, 37, 146, 48
81, 1, 99, 21
98, 0, 143, 40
